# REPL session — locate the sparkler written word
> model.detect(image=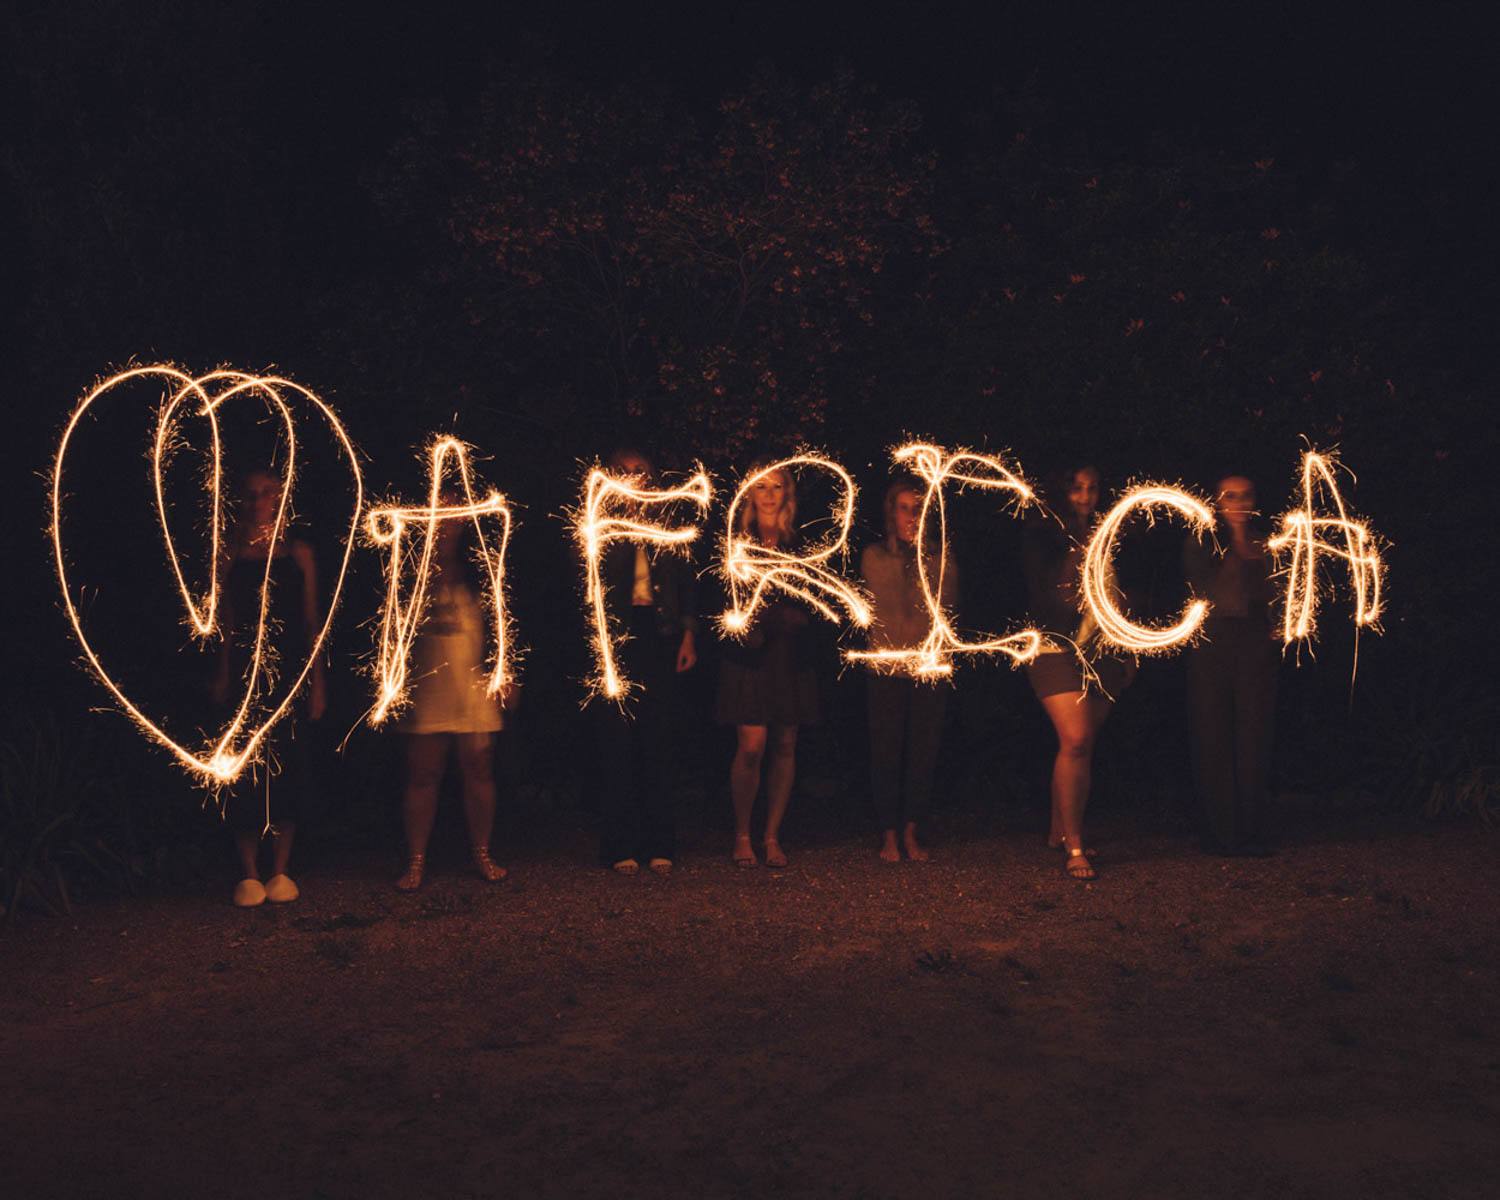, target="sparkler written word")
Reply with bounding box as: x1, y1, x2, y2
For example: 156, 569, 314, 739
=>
50, 367, 1387, 783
